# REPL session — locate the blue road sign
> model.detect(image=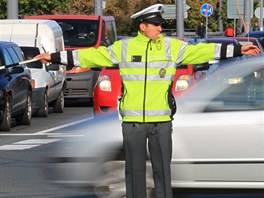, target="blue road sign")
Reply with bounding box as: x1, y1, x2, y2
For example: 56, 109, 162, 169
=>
200, 3, 213, 17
